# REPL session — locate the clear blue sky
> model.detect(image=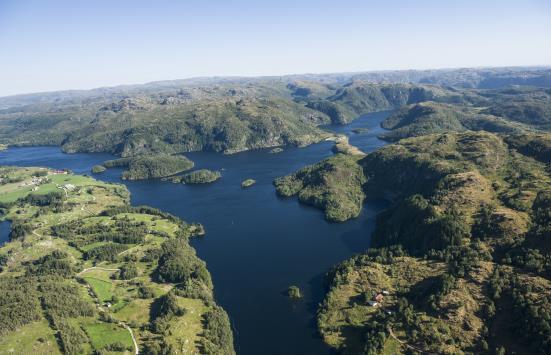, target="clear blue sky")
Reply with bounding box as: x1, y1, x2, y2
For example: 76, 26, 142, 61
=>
0, 0, 550, 96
